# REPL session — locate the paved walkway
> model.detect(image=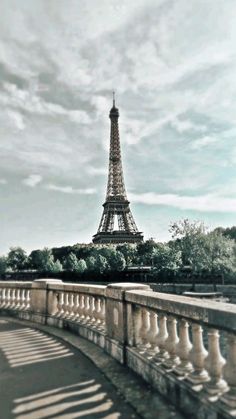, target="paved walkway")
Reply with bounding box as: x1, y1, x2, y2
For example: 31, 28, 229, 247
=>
0, 318, 139, 419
